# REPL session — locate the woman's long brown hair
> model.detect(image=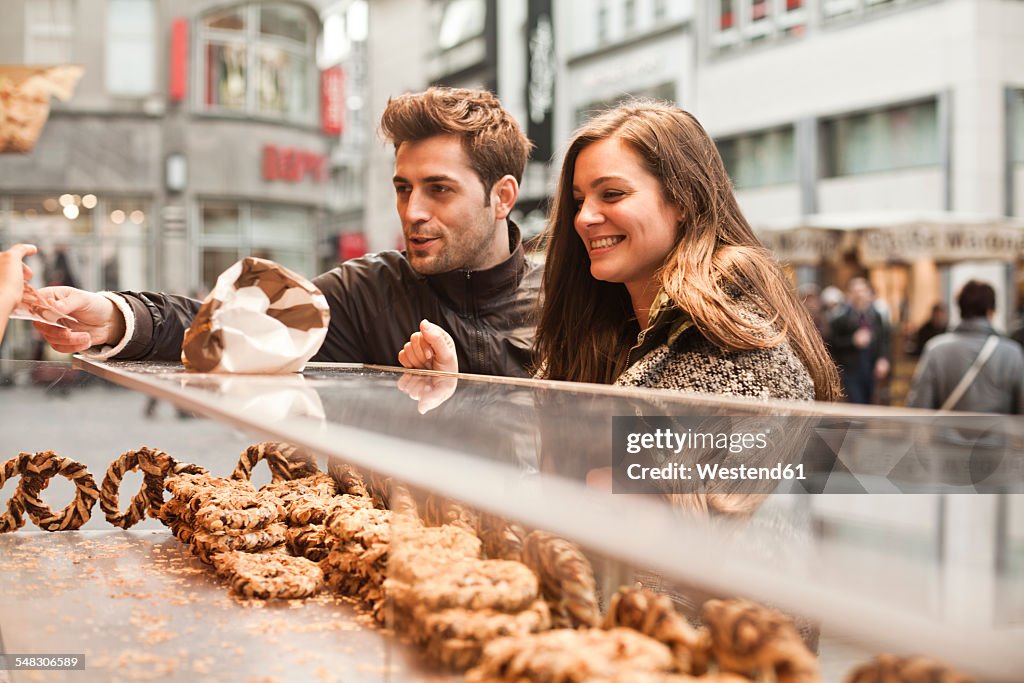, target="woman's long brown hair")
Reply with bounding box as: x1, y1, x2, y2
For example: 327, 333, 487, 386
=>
534, 101, 841, 401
